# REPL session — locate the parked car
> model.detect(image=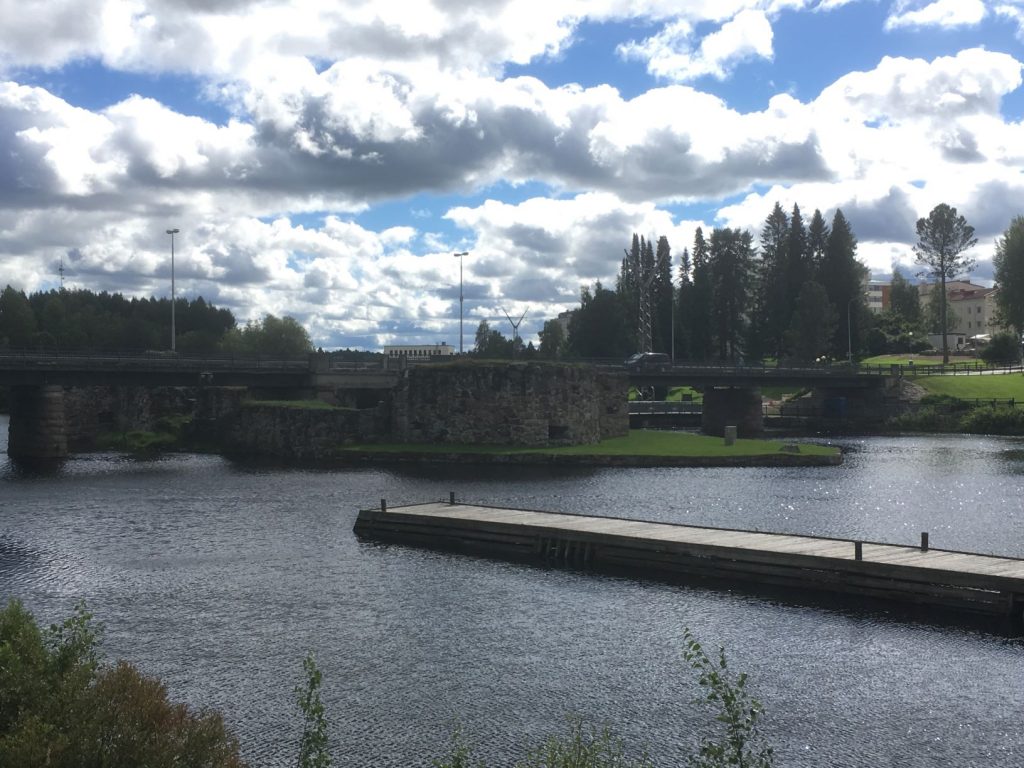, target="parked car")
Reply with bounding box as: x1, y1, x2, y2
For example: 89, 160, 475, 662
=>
624, 352, 670, 372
